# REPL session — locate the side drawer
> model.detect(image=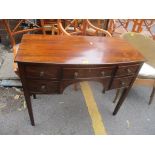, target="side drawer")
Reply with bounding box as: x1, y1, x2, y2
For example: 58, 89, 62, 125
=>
115, 64, 140, 77
25, 65, 61, 79
110, 76, 134, 89
62, 67, 115, 79
27, 80, 60, 94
